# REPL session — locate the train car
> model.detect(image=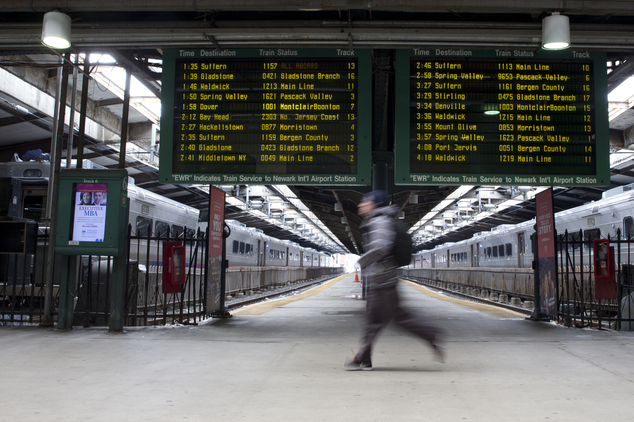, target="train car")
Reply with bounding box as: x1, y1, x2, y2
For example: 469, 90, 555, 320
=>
224, 219, 329, 268
414, 183, 634, 272
1, 161, 337, 273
